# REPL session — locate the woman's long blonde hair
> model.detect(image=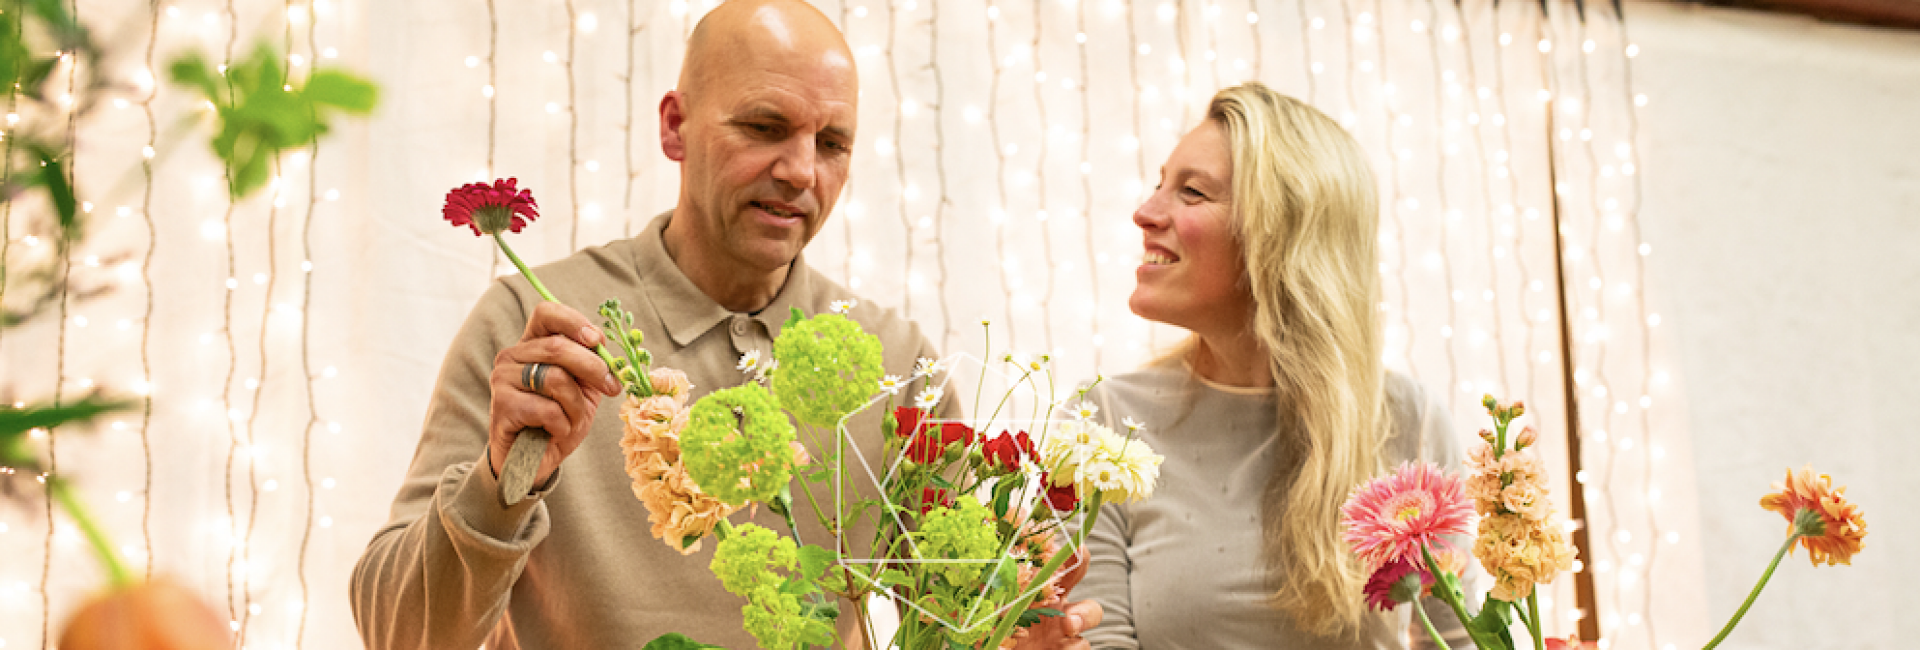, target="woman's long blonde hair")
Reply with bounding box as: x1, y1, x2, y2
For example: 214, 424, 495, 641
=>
1199, 82, 1389, 638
